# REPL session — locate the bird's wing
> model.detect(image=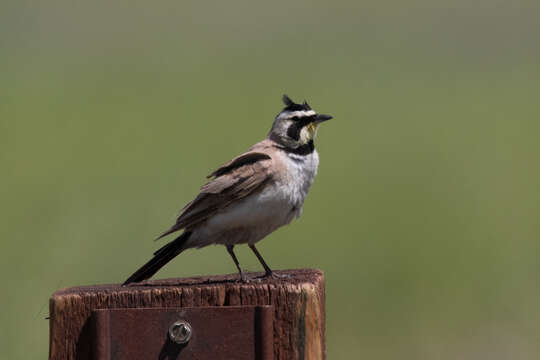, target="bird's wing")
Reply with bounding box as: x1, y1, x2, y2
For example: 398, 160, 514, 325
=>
207, 152, 271, 178
157, 151, 273, 239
